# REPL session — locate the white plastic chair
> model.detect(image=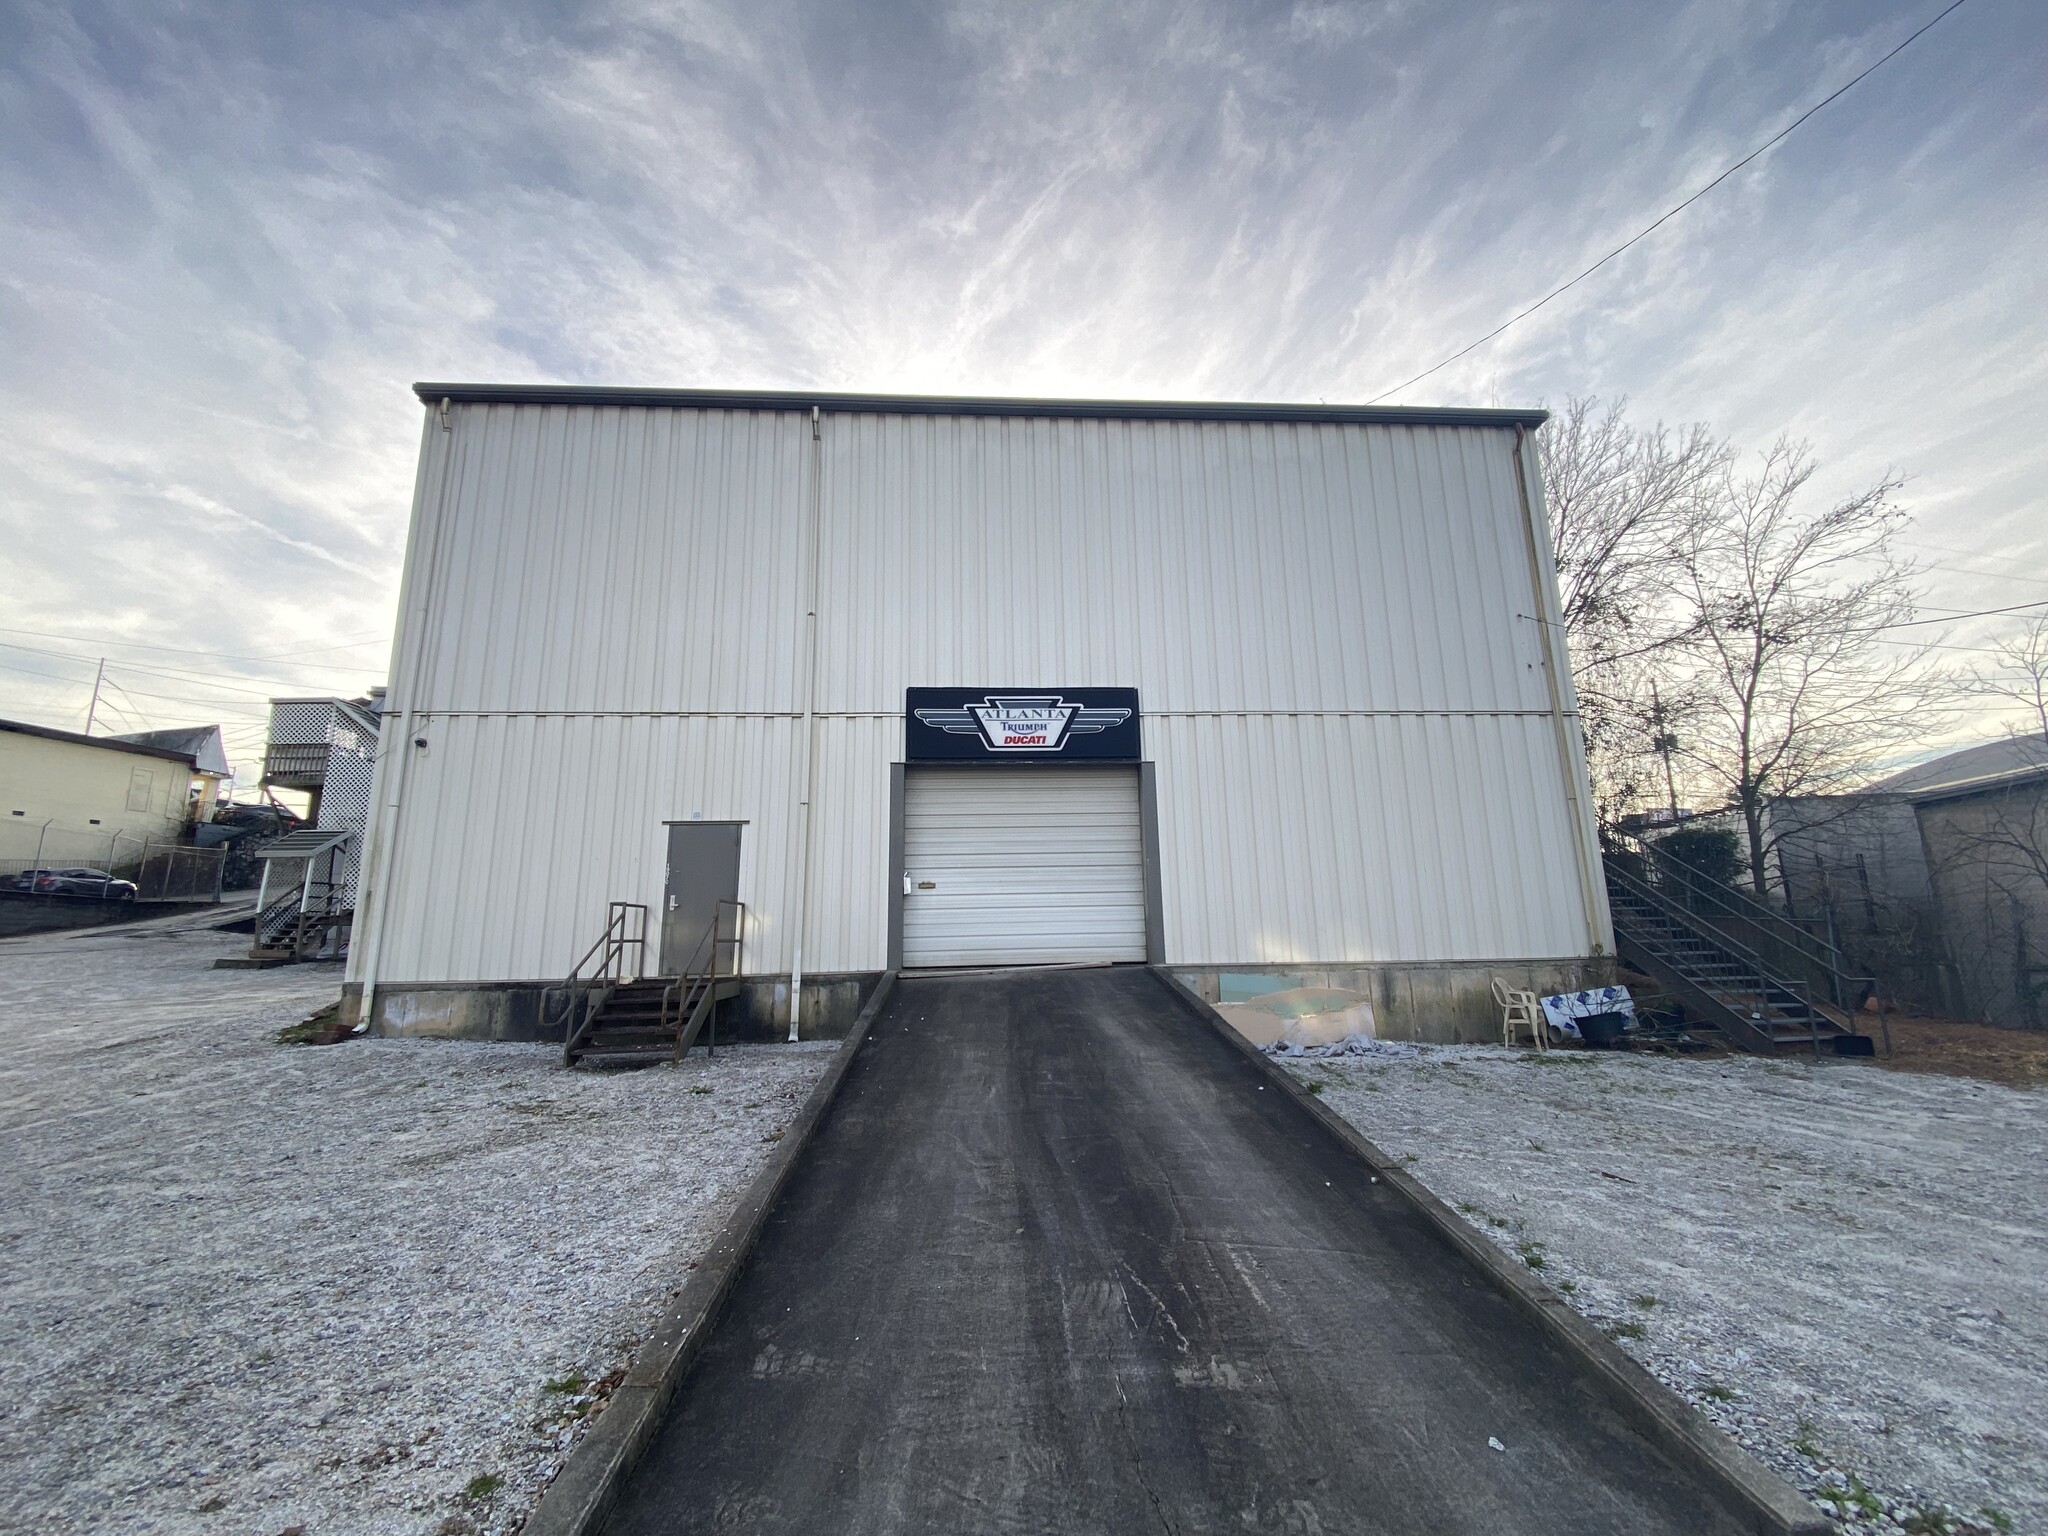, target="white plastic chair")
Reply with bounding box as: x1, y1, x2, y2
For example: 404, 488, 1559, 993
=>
1492, 976, 1546, 1052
